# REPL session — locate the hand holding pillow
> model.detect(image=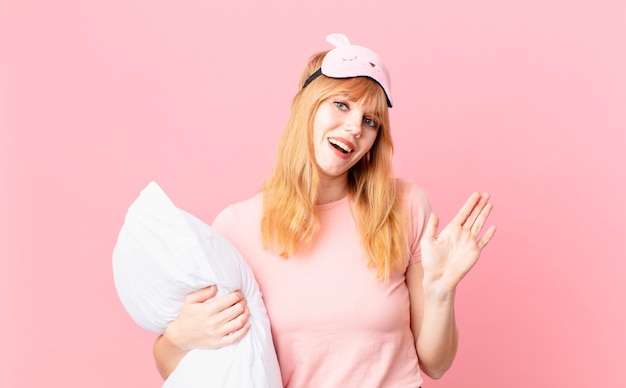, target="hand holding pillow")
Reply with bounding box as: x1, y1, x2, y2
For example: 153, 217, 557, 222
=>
112, 181, 282, 387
